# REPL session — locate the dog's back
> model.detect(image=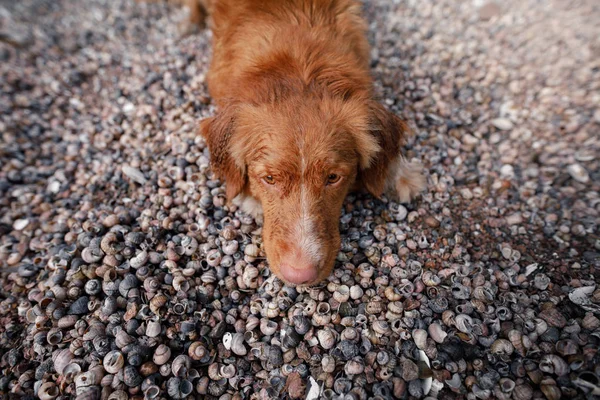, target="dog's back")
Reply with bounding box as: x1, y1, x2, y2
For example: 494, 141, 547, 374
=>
204, 0, 371, 105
